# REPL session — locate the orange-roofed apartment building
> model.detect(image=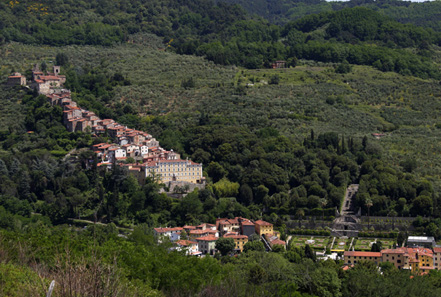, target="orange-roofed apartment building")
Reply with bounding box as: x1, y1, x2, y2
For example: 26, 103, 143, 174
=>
254, 220, 273, 237
189, 229, 218, 240
224, 234, 248, 252
196, 235, 218, 255
216, 218, 241, 235
344, 247, 435, 272
145, 158, 203, 184
175, 240, 201, 256
344, 251, 382, 266
434, 247, 441, 270
153, 227, 183, 242
383, 247, 434, 272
